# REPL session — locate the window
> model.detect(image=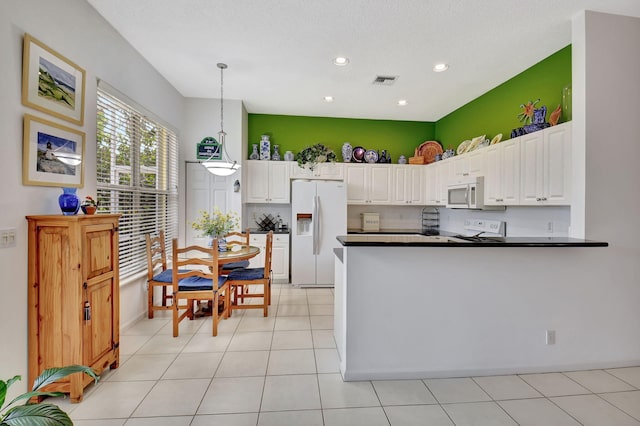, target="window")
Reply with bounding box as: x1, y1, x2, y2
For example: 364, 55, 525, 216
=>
97, 83, 178, 278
